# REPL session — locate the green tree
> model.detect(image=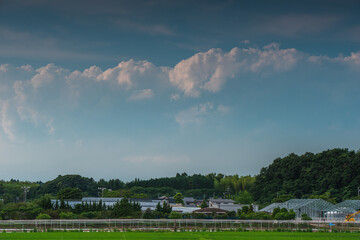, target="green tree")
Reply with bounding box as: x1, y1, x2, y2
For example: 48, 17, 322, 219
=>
233, 191, 253, 204
57, 188, 82, 200
173, 193, 184, 204
111, 198, 141, 218
38, 195, 53, 210
143, 208, 154, 219
272, 194, 294, 203
169, 212, 182, 219
36, 213, 51, 219
200, 200, 208, 208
